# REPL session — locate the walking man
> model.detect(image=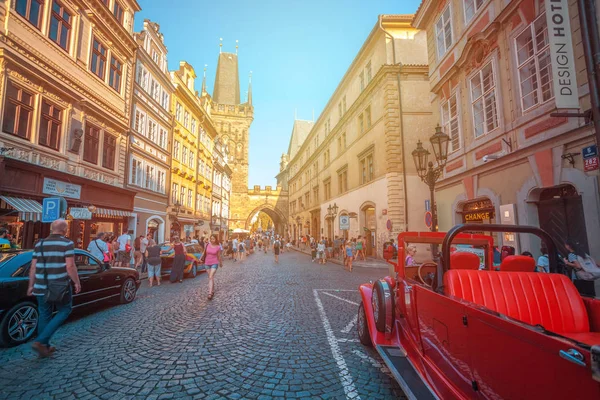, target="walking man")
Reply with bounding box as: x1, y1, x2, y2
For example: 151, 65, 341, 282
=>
232, 236, 239, 262
116, 229, 132, 267
27, 219, 81, 357
273, 236, 281, 263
